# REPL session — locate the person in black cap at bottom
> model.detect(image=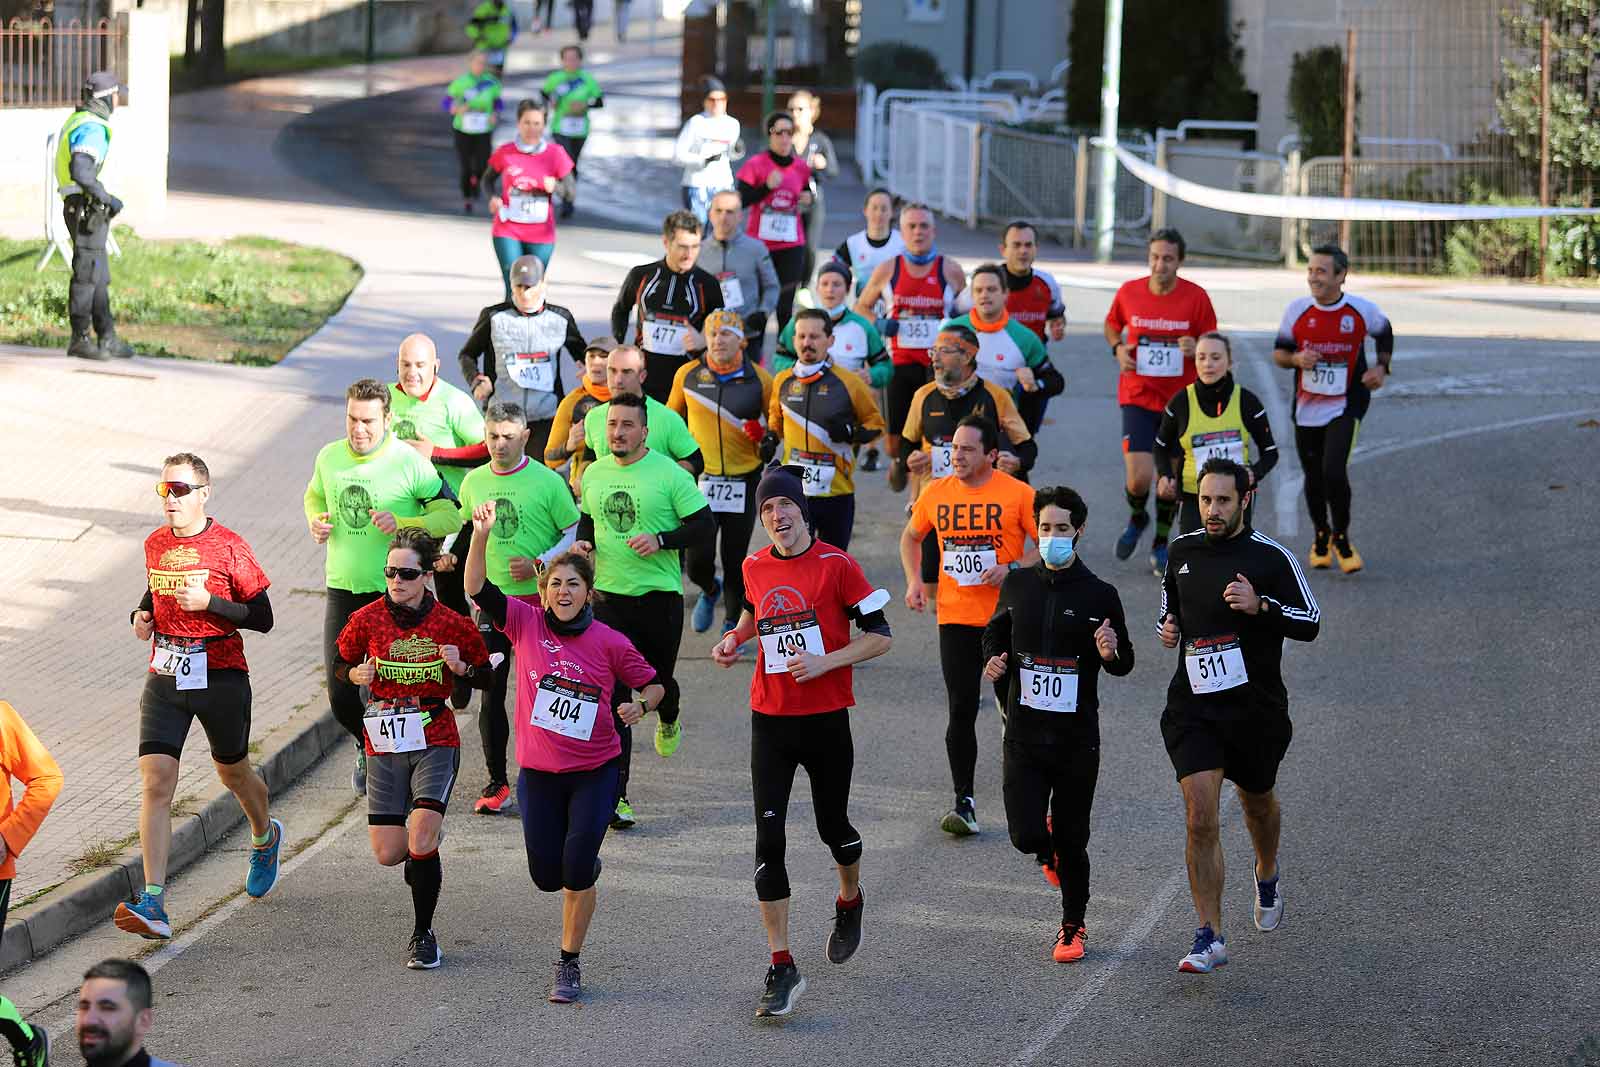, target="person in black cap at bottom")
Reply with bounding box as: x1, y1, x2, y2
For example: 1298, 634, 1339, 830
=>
56, 71, 132, 362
